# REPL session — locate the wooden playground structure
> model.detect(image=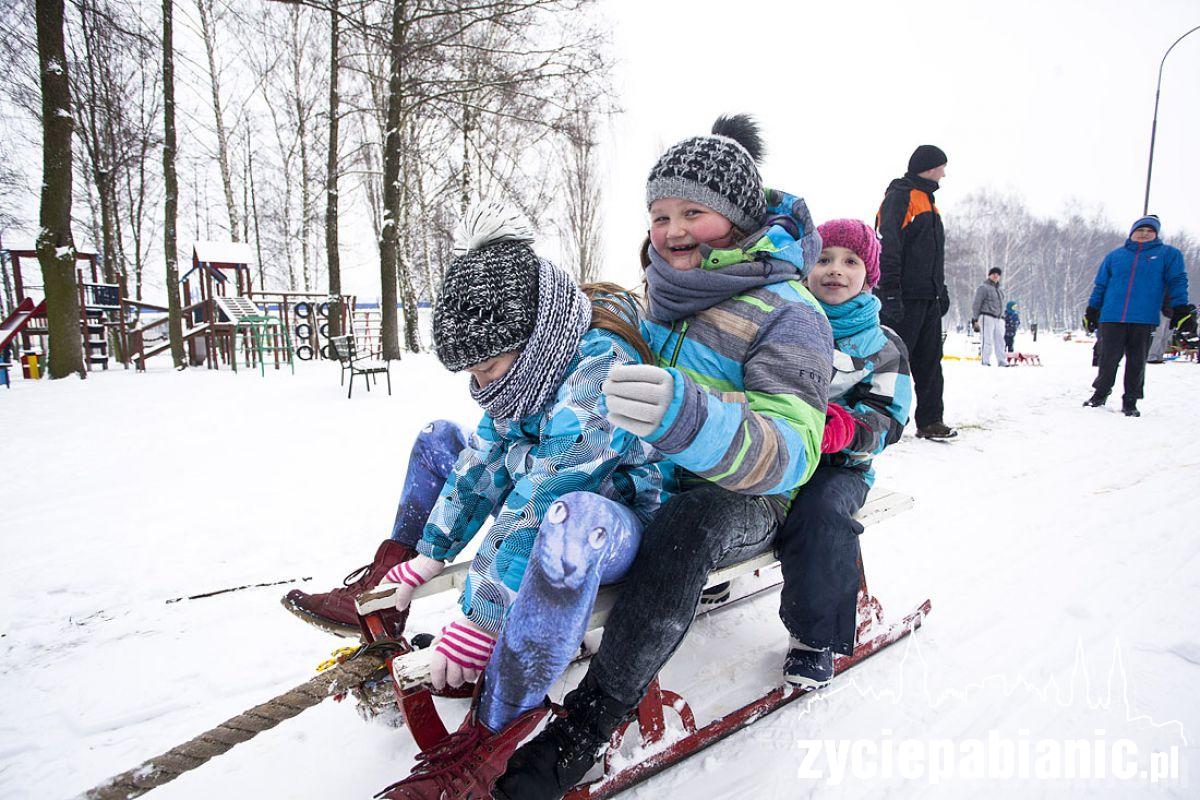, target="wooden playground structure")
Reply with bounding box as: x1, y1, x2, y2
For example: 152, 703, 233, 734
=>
1, 241, 380, 377
1, 247, 120, 373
